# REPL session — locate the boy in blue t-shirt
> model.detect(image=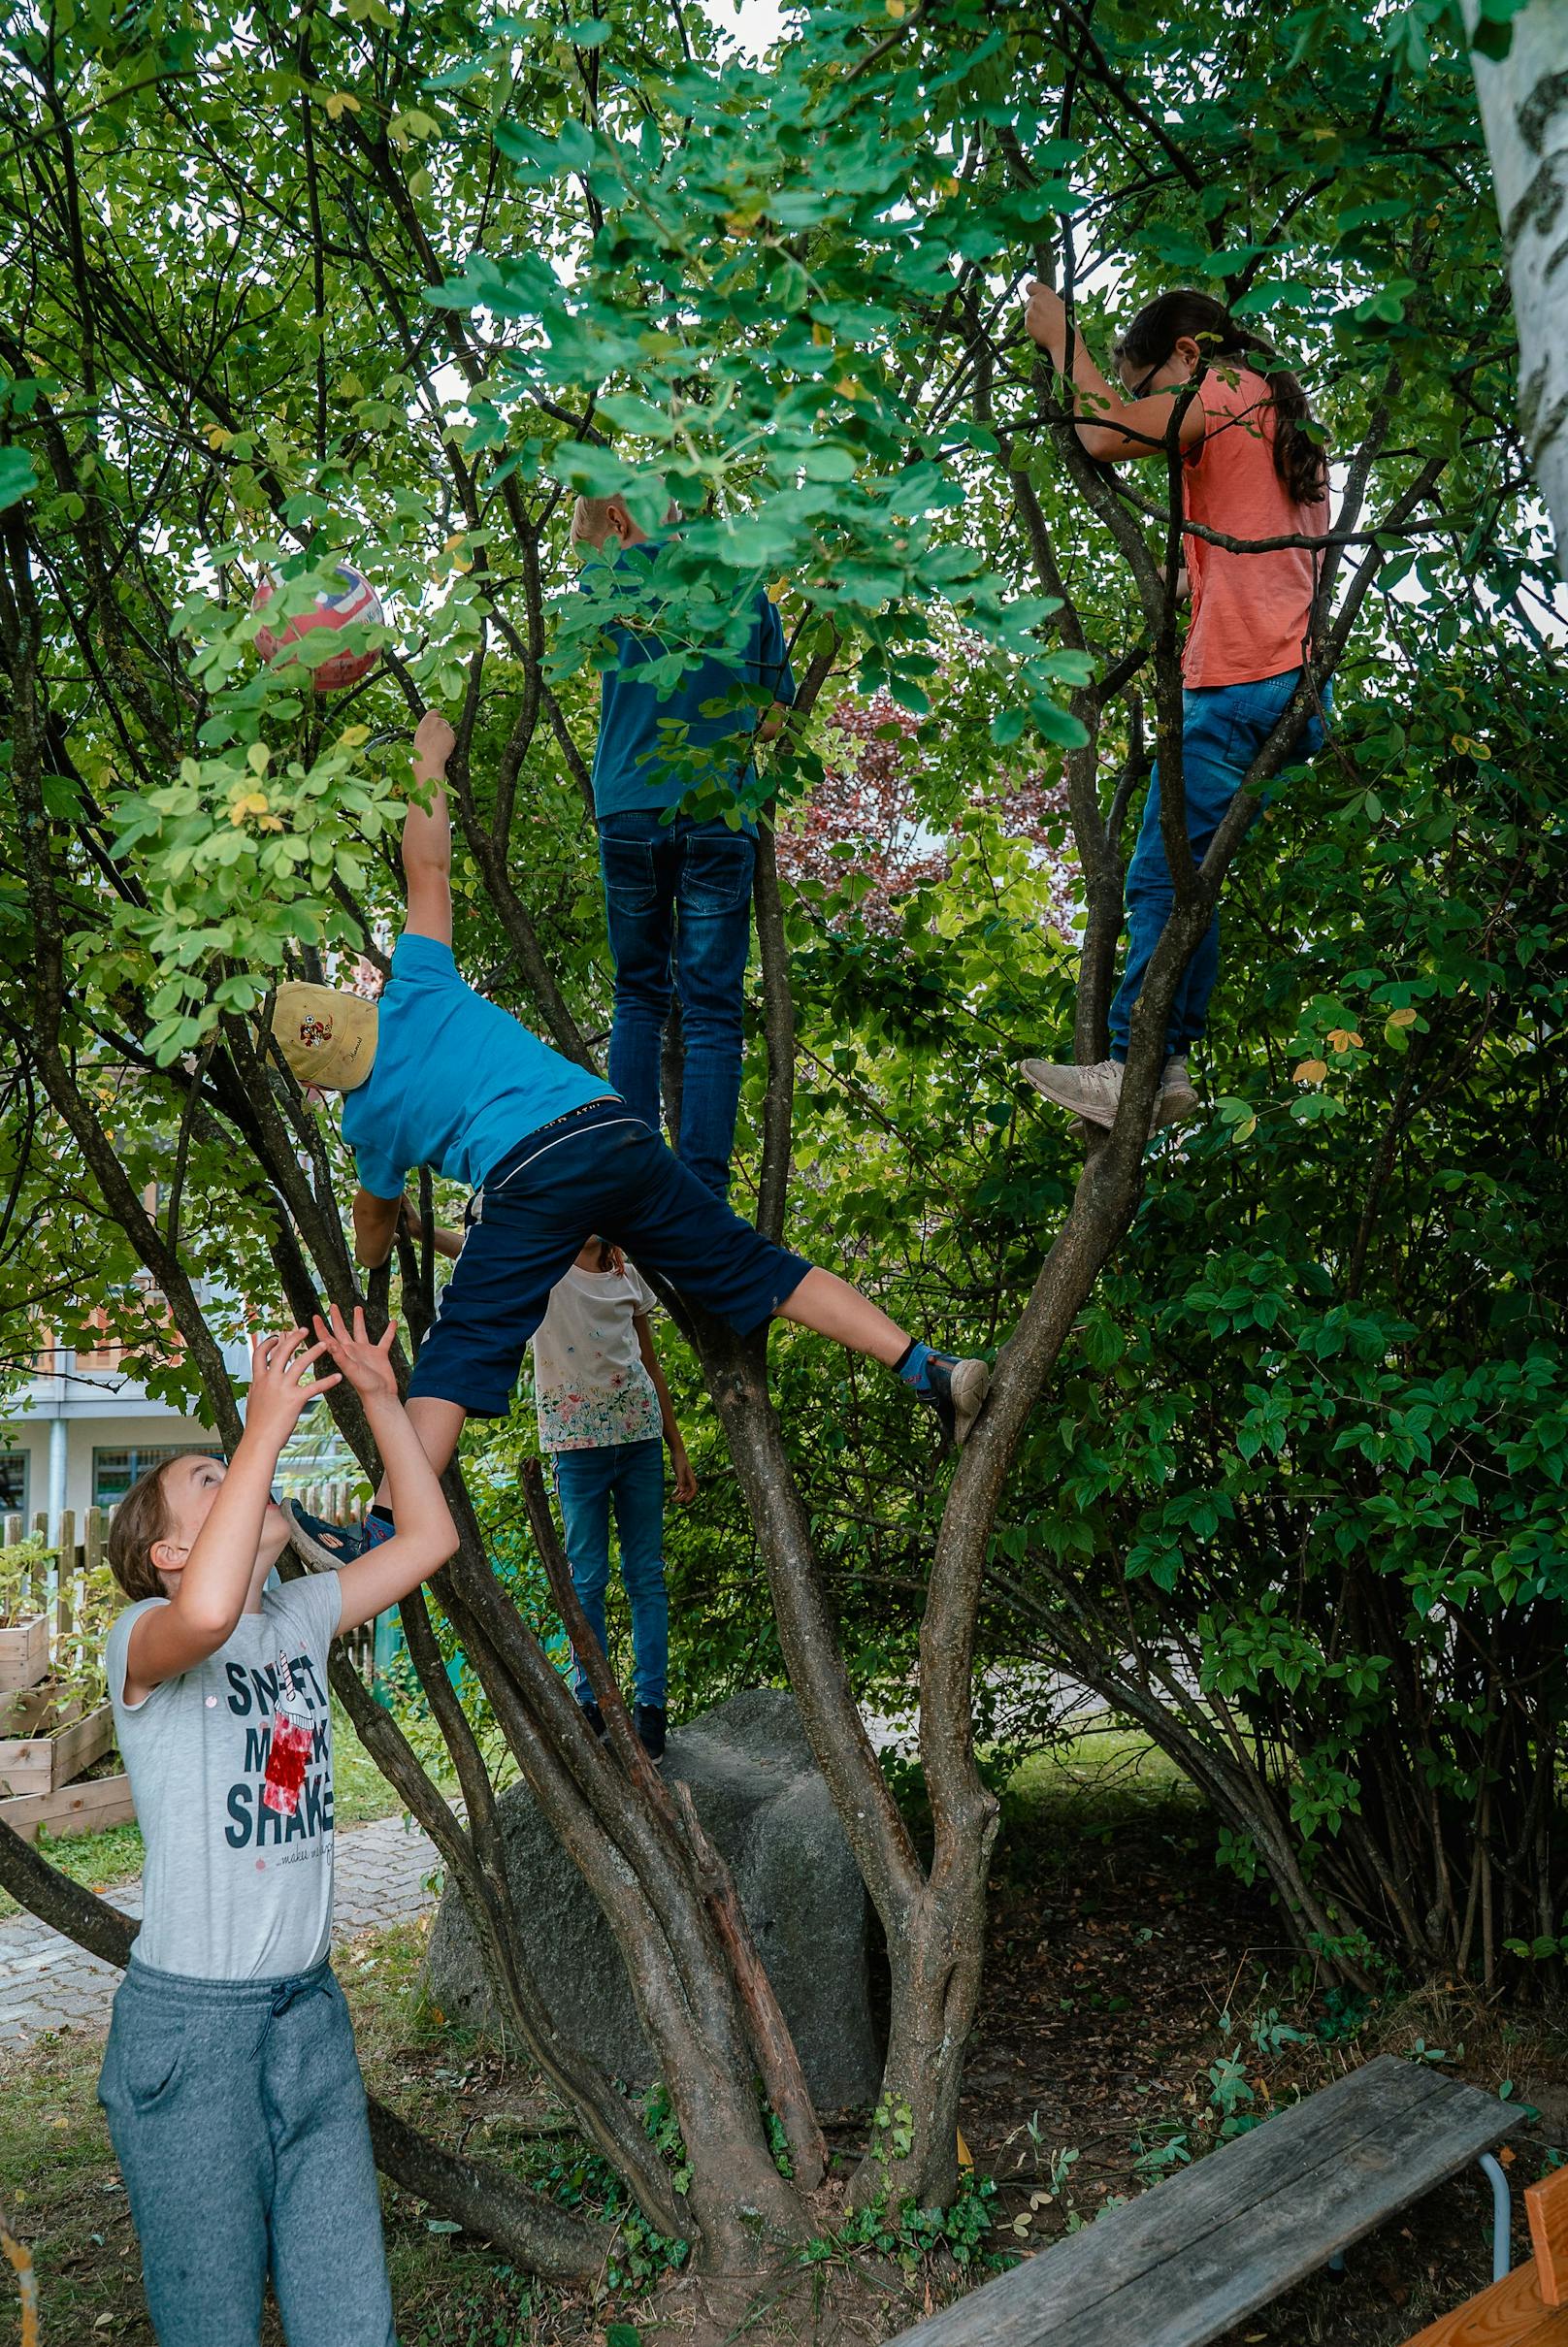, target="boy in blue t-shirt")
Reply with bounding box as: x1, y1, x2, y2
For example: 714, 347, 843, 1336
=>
573, 492, 795, 1202
276, 712, 989, 1567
